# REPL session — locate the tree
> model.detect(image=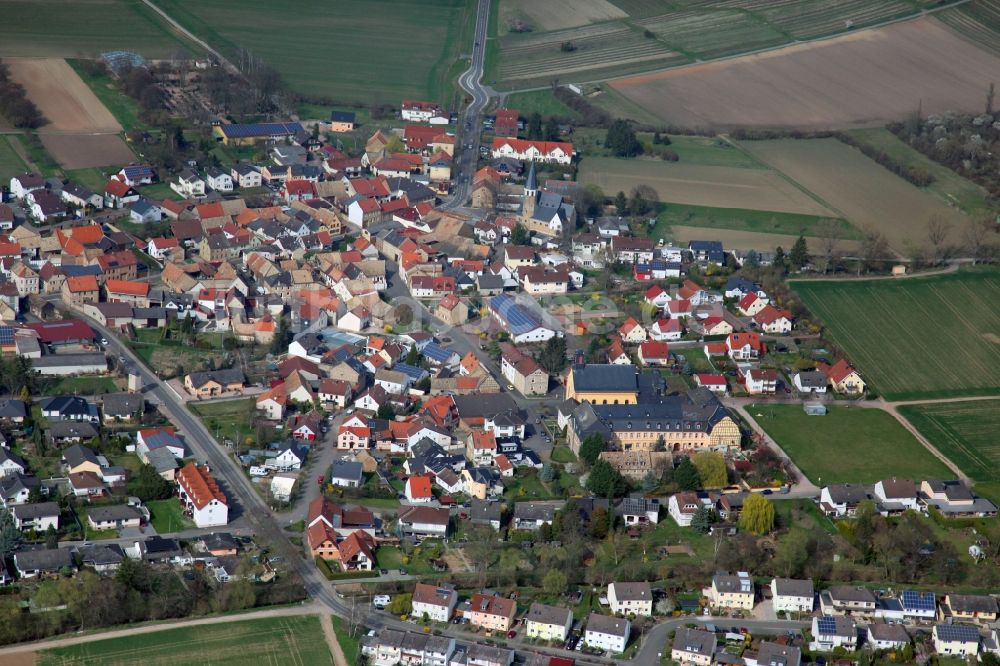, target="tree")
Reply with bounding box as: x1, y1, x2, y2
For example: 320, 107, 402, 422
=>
641, 471, 658, 492
813, 219, 842, 273
690, 506, 715, 534
384, 135, 405, 153
773, 246, 787, 273
0, 510, 20, 558
586, 459, 629, 497
578, 433, 605, 466
589, 506, 610, 539
604, 119, 641, 158
789, 235, 809, 268
128, 463, 172, 501
964, 212, 998, 265
629, 184, 658, 217
544, 116, 560, 142
386, 593, 412, 616
859, 225, 891, 273
535, 336, 567, 375
542, 567, 568, 595
674, 457, 700, 490
614, 191, 628, 216
576, 184, 605, 220
527, 112, 543, 140
269, 316, 292, 355
692, 451, 727, 488
926, 214, 952, 265
539, 462, 556, 482
738, 493, 775, 535
406, 345, 421, 366
510, 223, 530, 246
376, 404, 396, 420
772, 528, 809, 578
44, 524, 58, 549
